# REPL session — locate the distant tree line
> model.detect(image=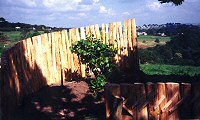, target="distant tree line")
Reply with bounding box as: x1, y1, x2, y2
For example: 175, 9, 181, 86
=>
158, 0, 184, 6
0, 17, 67, 32
138, 23, 199, 37
139, 25, 200, 66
